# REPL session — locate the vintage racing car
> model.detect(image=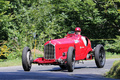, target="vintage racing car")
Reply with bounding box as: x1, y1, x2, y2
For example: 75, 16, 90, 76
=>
22, 31, 106, 72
